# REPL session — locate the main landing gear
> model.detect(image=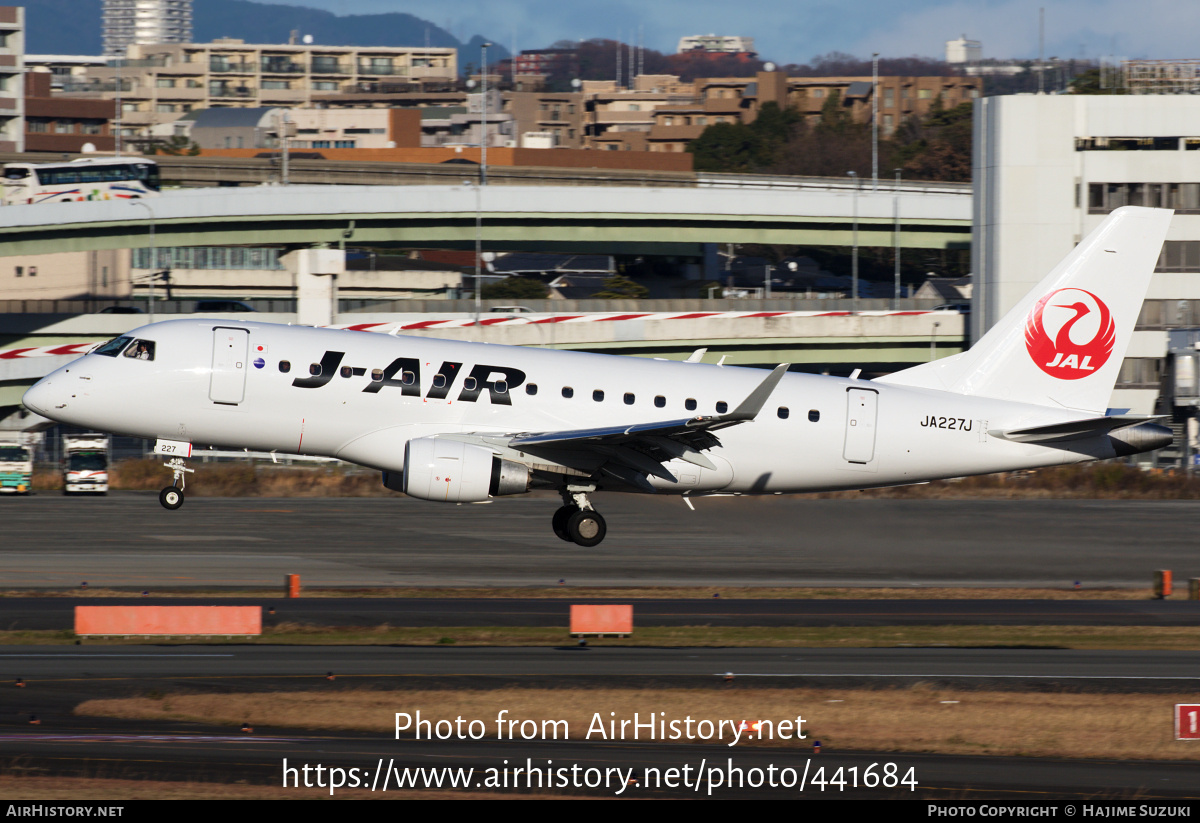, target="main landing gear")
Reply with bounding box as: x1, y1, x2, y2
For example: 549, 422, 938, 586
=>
158, 457, 193, 510
552, 485, 607, 547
